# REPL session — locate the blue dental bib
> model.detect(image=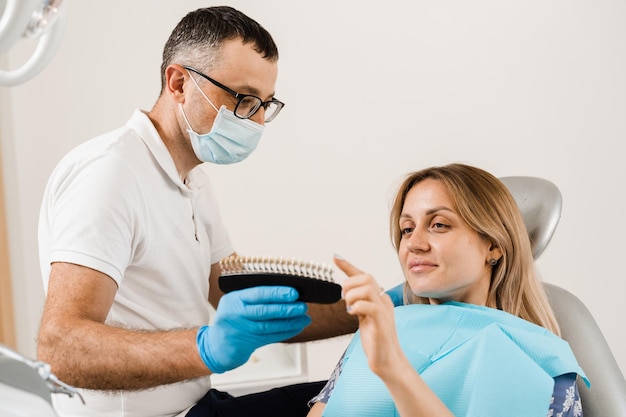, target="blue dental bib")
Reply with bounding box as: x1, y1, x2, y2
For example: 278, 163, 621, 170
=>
324, 302, 588, 416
